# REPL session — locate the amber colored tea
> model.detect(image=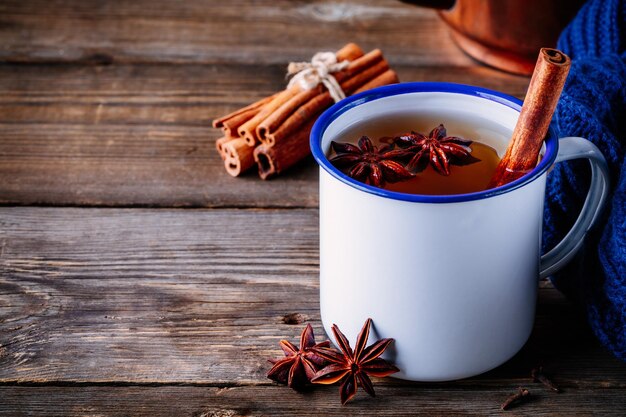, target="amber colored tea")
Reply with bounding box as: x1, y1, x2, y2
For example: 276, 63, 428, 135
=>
329, 113, 505, 195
